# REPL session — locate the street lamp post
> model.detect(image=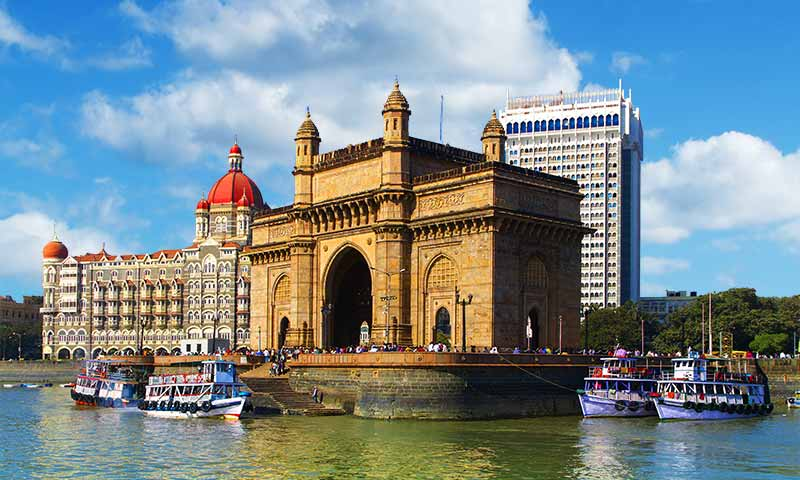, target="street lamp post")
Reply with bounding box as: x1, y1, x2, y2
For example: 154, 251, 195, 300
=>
211, 311, 220, 354
455, 288, 473, 353
257, 325, 262, 351
370, 267, 405, 344
583, 307, 591, 353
